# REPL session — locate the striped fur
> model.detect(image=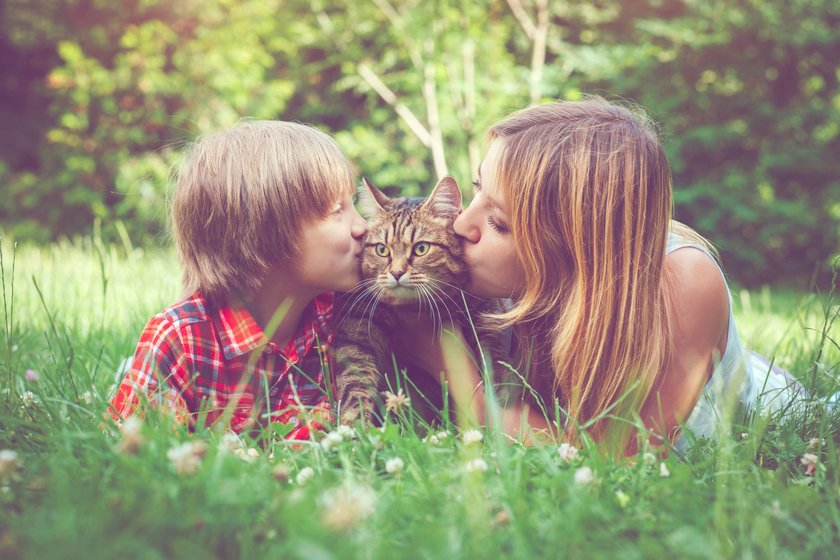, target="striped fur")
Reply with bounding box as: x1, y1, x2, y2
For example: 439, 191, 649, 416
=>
334, 176, 502, 425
